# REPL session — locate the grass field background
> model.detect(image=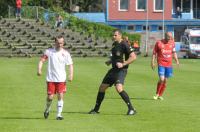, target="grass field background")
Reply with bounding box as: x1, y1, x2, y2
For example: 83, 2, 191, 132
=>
0, 57, 200, 132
